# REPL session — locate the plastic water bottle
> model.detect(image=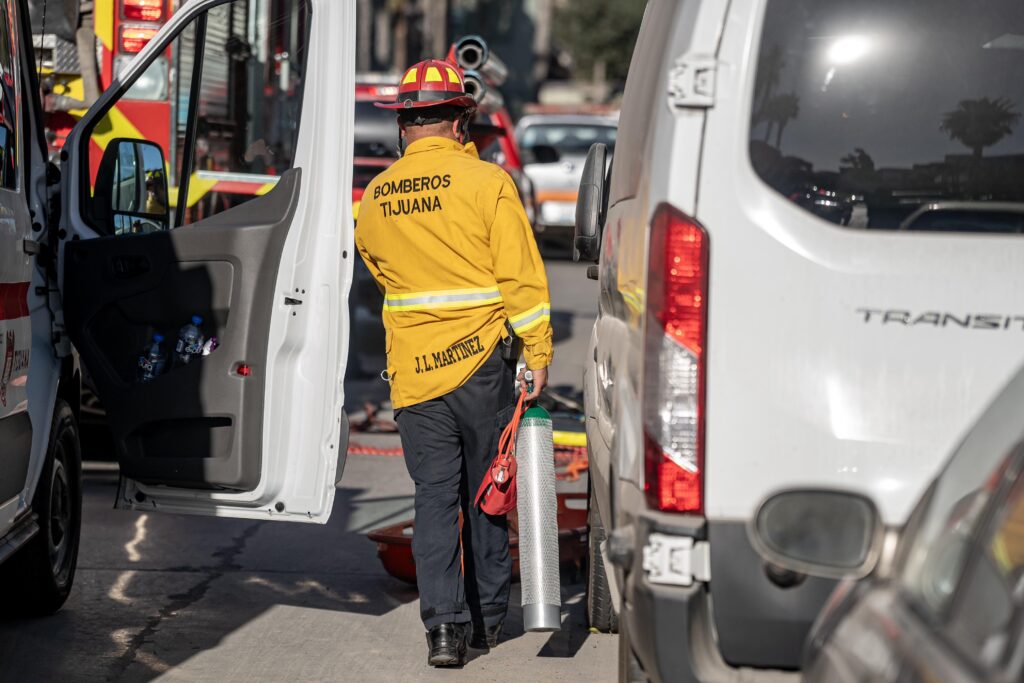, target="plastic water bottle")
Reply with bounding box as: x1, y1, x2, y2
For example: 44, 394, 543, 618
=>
175, 315, 205, 365
138, 334, 167, 382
